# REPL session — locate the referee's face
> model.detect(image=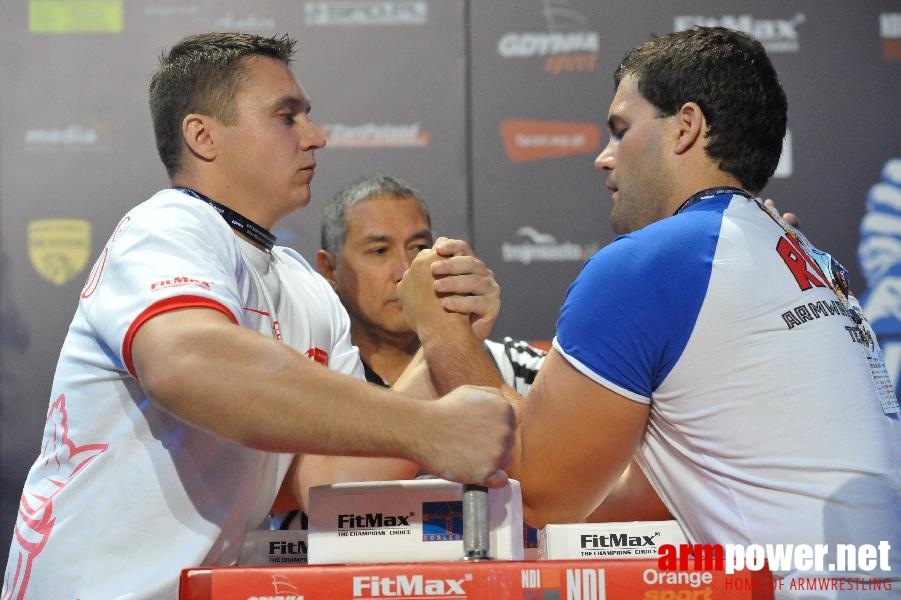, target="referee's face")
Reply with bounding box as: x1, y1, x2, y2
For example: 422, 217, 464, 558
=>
332, 195, 433, 343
